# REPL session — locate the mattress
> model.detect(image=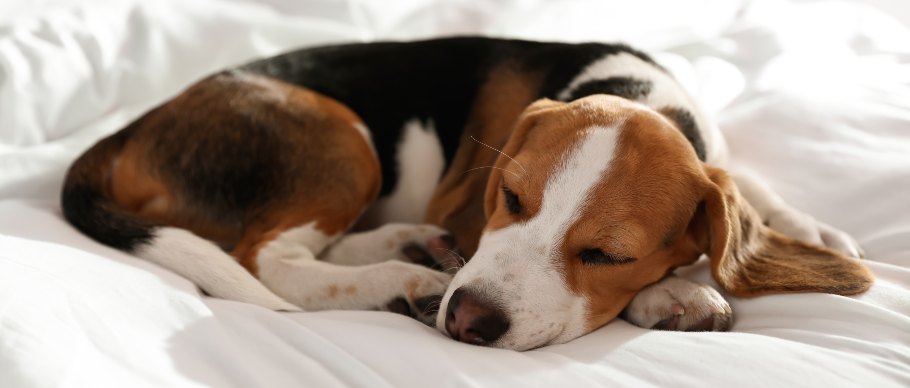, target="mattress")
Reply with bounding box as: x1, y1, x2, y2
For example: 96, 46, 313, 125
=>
1, 0, 909, 387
